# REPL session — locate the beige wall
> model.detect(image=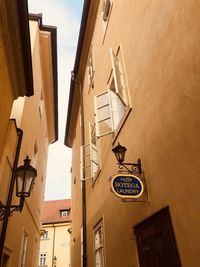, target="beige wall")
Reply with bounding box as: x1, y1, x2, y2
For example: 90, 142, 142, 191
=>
0, 19, 56, 267
69, 0, 200, 266
0, 1, 33, 164
0, 39, 16, 163
40, 223, 71, 267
